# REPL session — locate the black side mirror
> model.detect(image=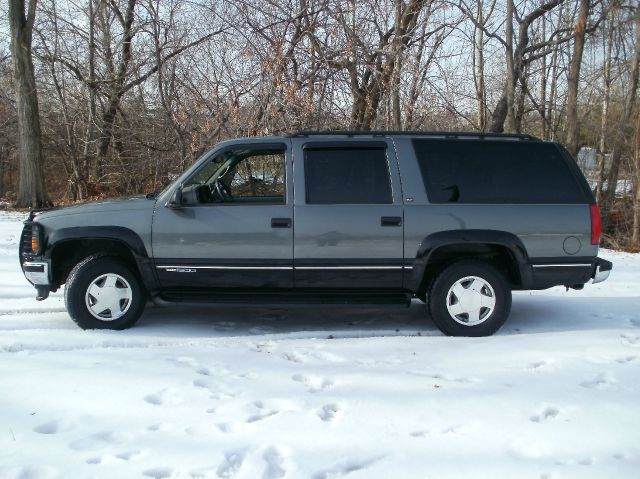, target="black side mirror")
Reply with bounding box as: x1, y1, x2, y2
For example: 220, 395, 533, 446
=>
167, 185, 183, 209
